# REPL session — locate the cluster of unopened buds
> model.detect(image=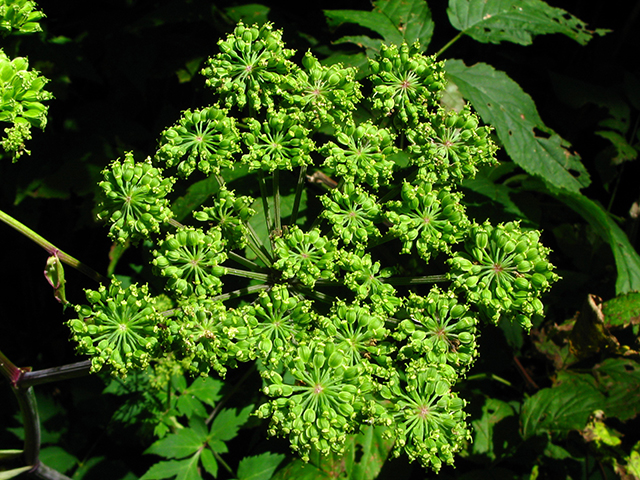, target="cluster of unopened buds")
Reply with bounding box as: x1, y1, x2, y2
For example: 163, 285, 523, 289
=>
71, 21, 559, 472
